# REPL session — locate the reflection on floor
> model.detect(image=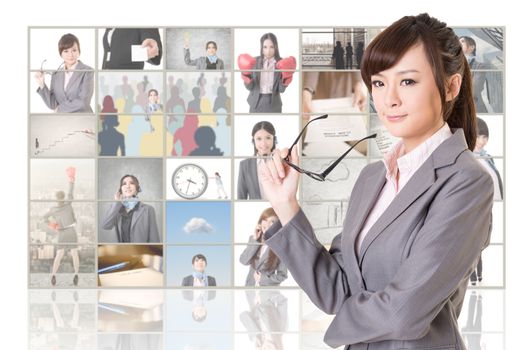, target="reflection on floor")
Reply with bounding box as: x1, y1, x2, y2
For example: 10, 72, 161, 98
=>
29, 288, 505, 349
